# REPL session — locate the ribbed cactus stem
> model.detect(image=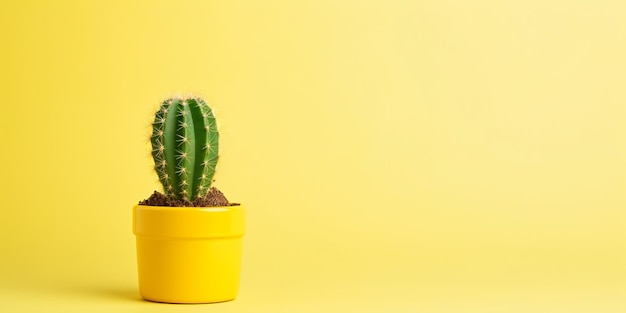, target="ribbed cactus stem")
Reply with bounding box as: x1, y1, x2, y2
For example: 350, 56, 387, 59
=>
151, 97, 219, 200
